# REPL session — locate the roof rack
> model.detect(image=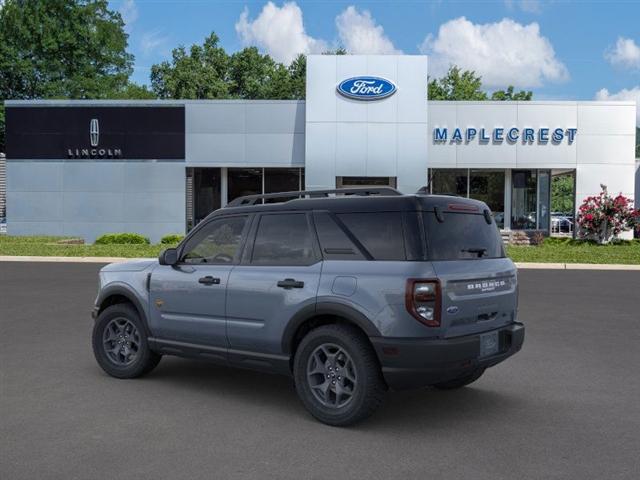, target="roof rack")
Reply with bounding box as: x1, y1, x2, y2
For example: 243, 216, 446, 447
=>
226, 187, 403, 207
